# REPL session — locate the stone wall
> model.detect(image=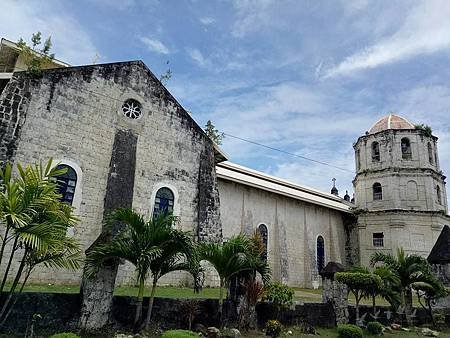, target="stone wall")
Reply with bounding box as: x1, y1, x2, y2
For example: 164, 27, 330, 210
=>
0, 292, 335, 336
0, 61, 222, 286
218, 179, 347, 287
